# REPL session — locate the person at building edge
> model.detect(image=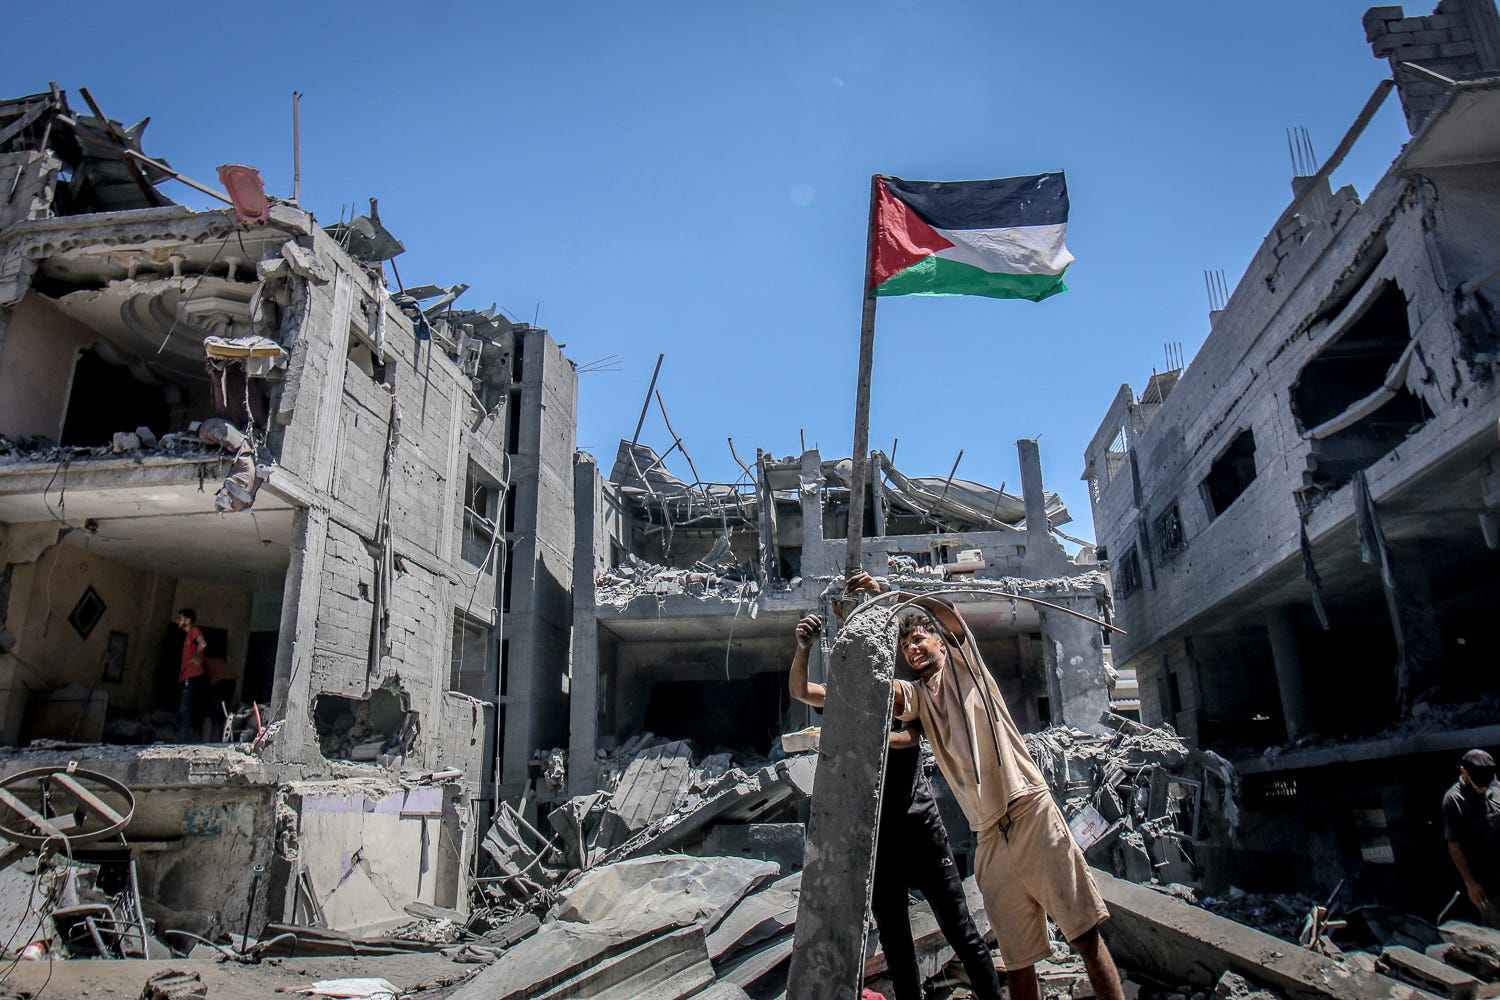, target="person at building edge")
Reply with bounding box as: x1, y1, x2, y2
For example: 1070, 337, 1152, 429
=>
866, 575, 1123, 1000
174, 608, 207, 742
788, 579, 1003, 1000
1444, 748, 1500, 927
